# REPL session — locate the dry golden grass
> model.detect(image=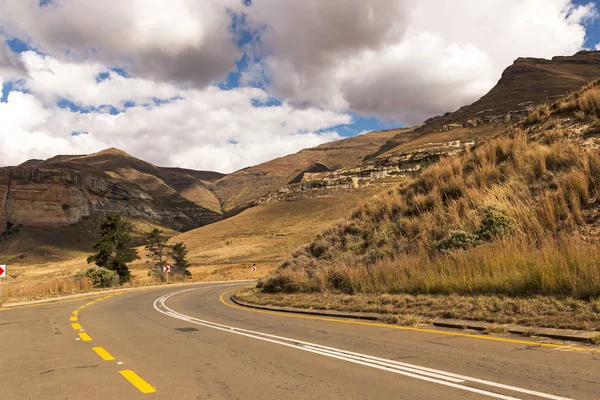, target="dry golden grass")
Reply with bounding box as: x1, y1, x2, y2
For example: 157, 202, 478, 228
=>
264, 236, 600, 298
553, 78, 600, 117
1, 276, 93, 305
574, 85, 600, 115
261, 129, 600, 300
168, 187, 385, 268
0, 258, 263, 304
